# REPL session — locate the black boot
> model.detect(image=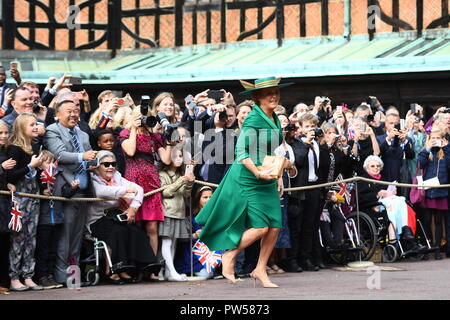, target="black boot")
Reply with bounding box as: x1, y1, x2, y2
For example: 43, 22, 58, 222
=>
401, 226, 415, 241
